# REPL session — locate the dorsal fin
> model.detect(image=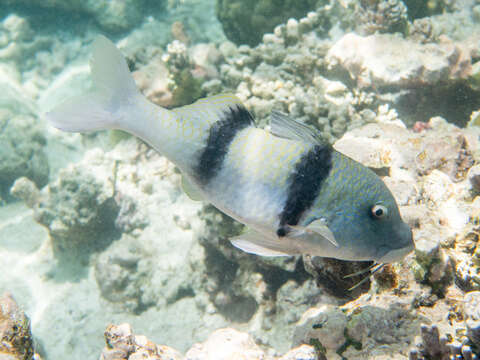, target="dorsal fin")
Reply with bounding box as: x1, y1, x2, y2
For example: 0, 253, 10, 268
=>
270, 111, 323, 144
